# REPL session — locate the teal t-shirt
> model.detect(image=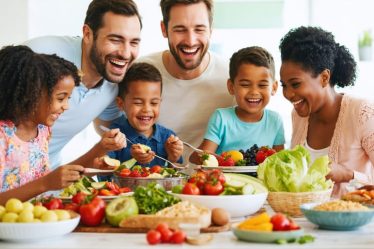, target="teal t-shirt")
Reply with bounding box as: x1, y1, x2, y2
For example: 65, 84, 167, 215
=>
204, 107, 285, 154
